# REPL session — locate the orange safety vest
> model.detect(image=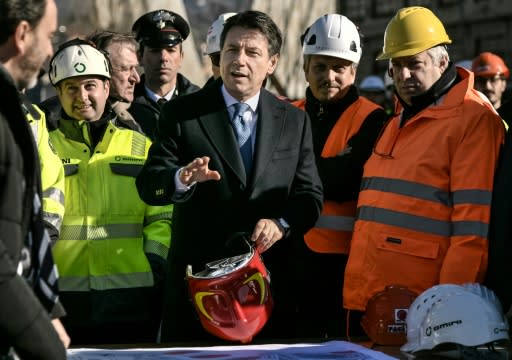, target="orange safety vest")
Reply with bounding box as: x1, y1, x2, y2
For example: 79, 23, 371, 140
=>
293, 97, 381, 254
343, 68, 505, 311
